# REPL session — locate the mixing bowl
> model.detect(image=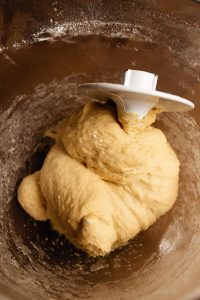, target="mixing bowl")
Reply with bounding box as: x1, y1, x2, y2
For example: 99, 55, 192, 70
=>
0, 1, 200, 299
